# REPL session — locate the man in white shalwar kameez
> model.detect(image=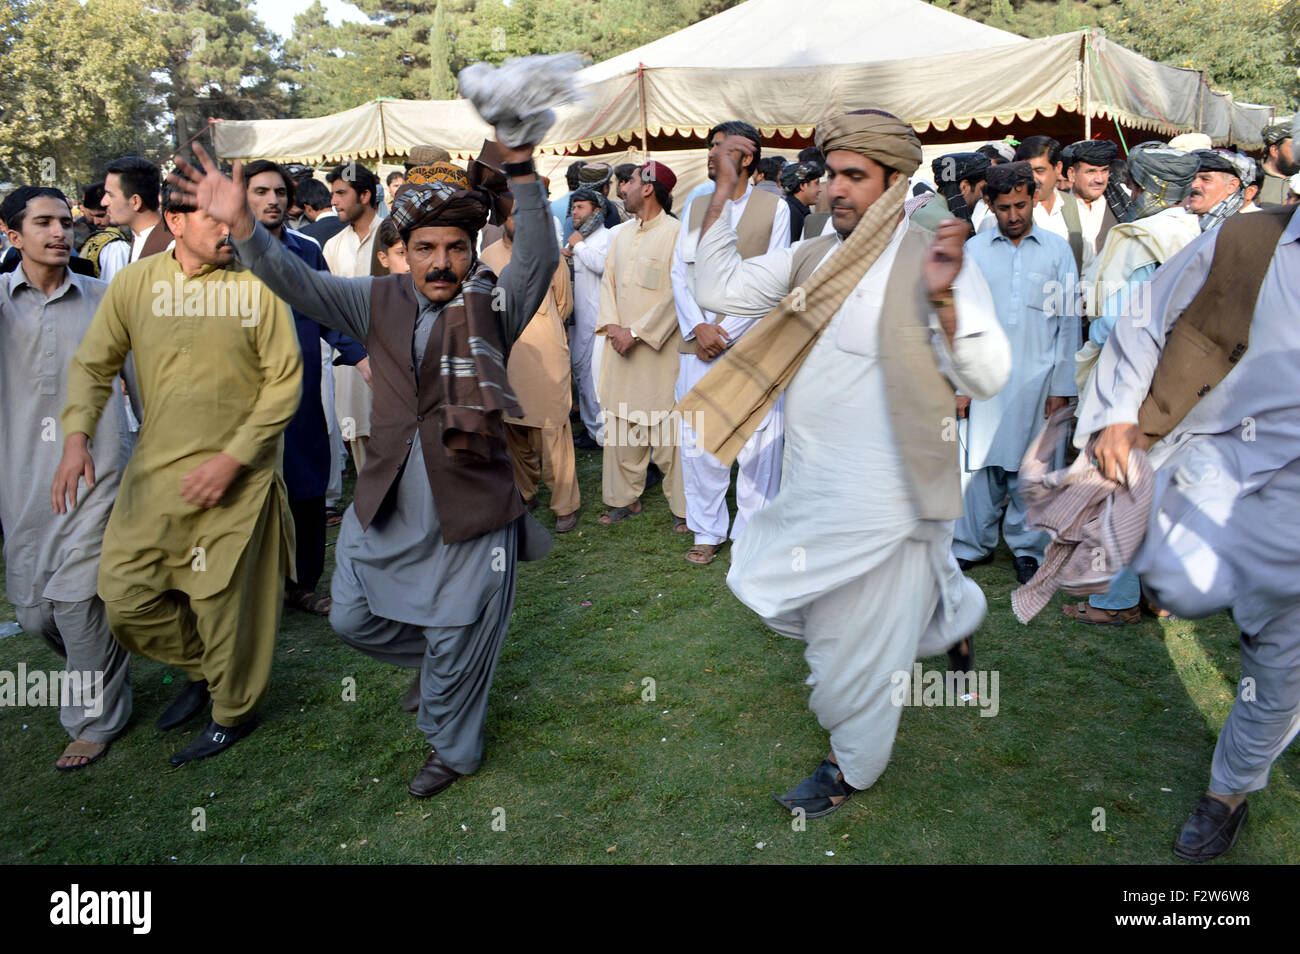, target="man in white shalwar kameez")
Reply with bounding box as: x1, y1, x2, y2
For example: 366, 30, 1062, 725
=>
565, 191, 615, 447
679, 110, 1010, 815
671, 121, 791, 565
